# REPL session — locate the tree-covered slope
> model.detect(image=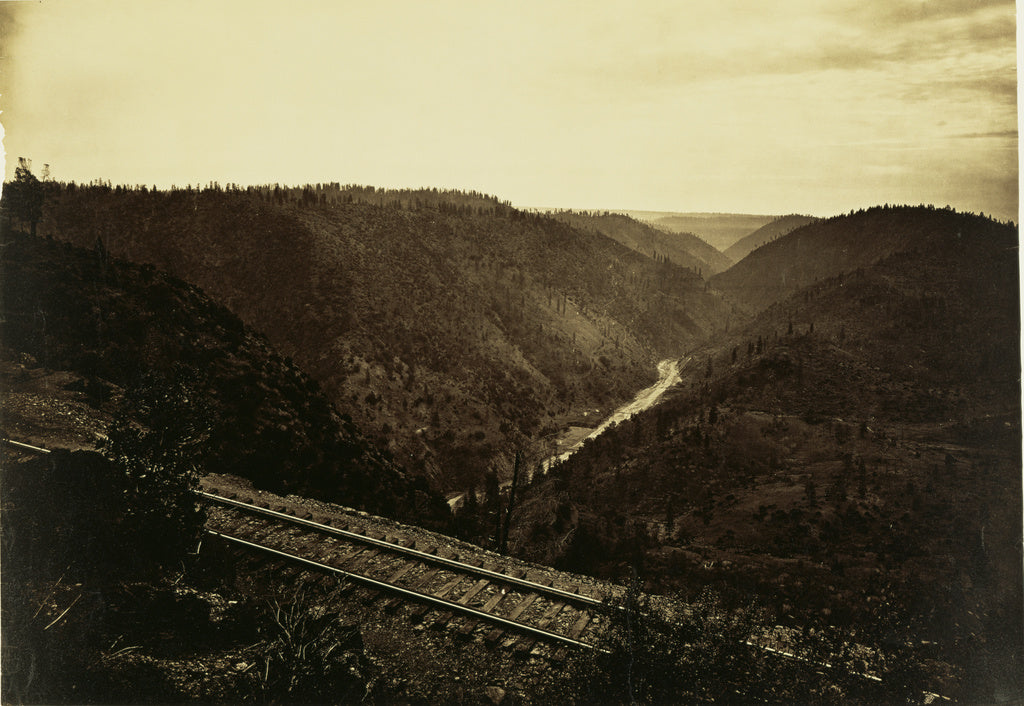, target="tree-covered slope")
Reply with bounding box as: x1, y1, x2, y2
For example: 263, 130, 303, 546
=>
1, 233, 451, 527
505, 207, 1021, 701
39, 185, 729, 490
723, 214, 818, 263
552, 210, 733, 275
710, 205, 1013, 314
